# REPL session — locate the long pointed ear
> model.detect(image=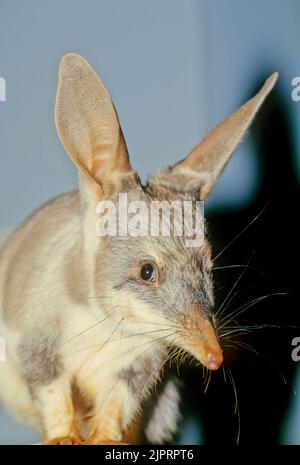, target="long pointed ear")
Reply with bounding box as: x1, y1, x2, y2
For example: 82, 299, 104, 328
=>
149, 72, 278, 200
55, 53, 139, 200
